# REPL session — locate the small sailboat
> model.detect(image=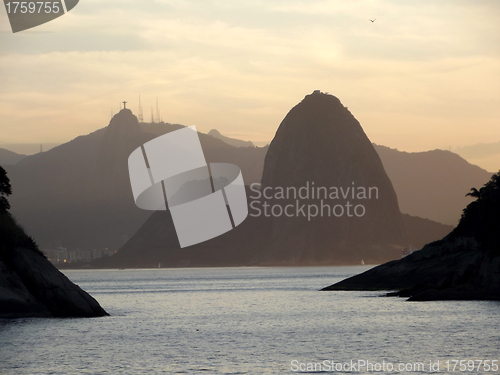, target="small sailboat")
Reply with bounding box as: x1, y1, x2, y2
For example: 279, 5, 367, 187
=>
158, 262, 161, 269
361, 259, 365, 265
